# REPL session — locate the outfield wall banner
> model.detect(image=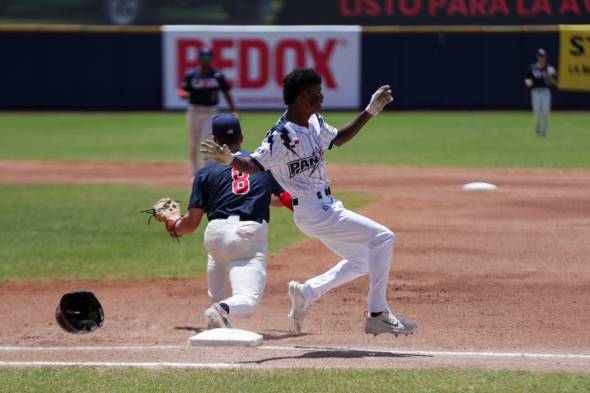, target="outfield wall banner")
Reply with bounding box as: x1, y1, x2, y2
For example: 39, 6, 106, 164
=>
558, 25, 590, 91
162, 26, 361, 110
278, 0, 590, 25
